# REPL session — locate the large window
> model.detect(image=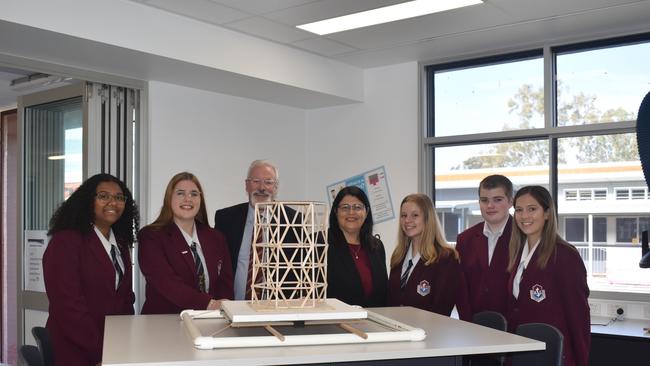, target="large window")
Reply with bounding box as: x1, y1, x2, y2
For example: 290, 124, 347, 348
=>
434, 54, 543, 137
425, 33, 650, 295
